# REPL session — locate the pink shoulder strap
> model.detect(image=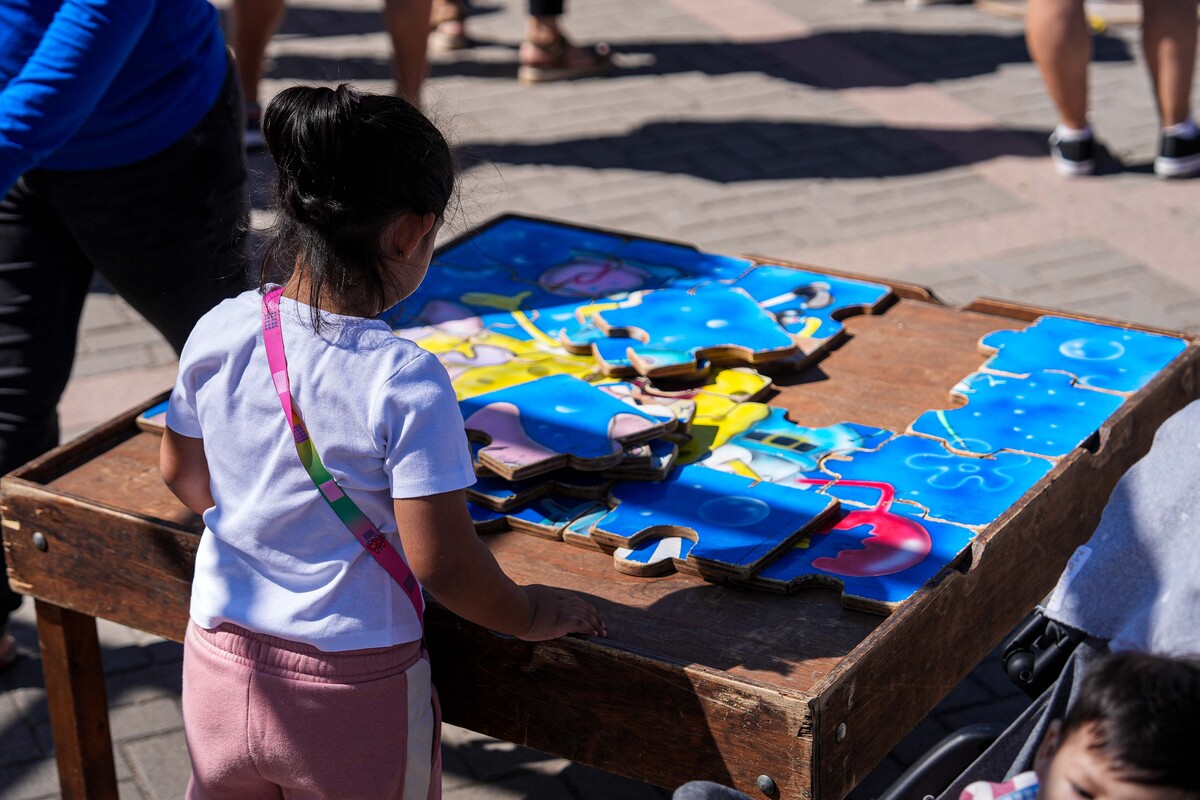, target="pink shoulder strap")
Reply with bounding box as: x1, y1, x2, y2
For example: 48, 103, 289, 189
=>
261, 287, 425, 629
